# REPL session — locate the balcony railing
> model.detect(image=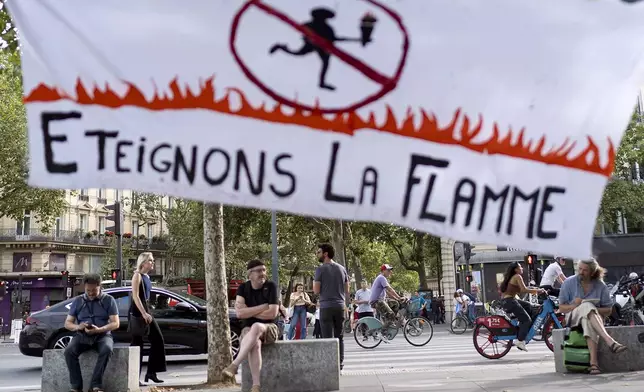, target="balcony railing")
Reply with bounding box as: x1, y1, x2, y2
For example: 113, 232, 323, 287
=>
97, 197, 107, 204
0, 229, 168, 250
78, 195, 89, 202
